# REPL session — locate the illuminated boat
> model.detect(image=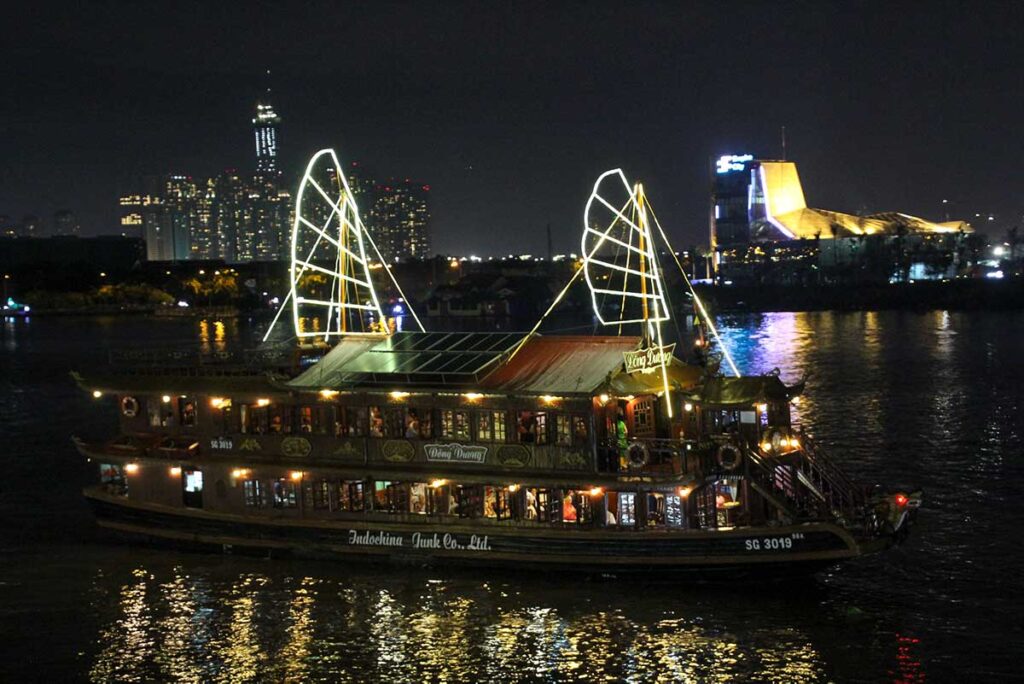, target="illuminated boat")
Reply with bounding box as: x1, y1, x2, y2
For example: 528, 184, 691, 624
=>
72, 156, 920, 577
